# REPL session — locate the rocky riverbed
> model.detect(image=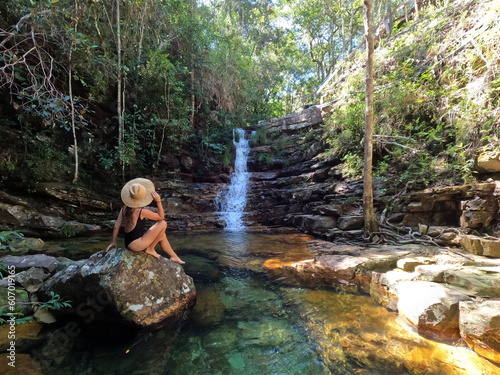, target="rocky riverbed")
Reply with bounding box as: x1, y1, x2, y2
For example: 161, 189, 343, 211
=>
261, 239, 500, 367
